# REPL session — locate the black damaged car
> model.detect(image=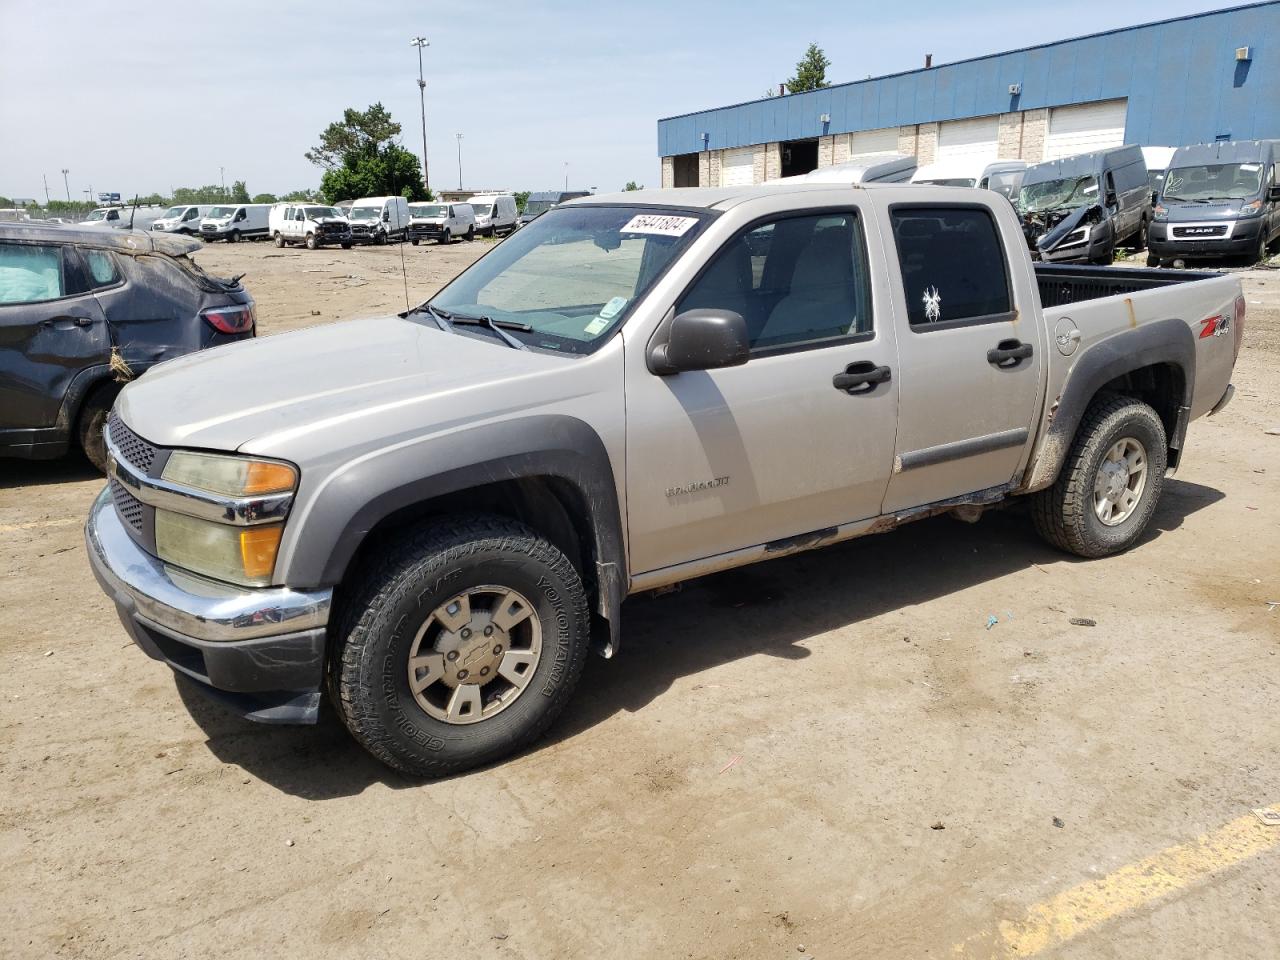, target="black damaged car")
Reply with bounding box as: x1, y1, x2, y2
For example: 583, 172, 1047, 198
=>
0, 223, 255, 472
